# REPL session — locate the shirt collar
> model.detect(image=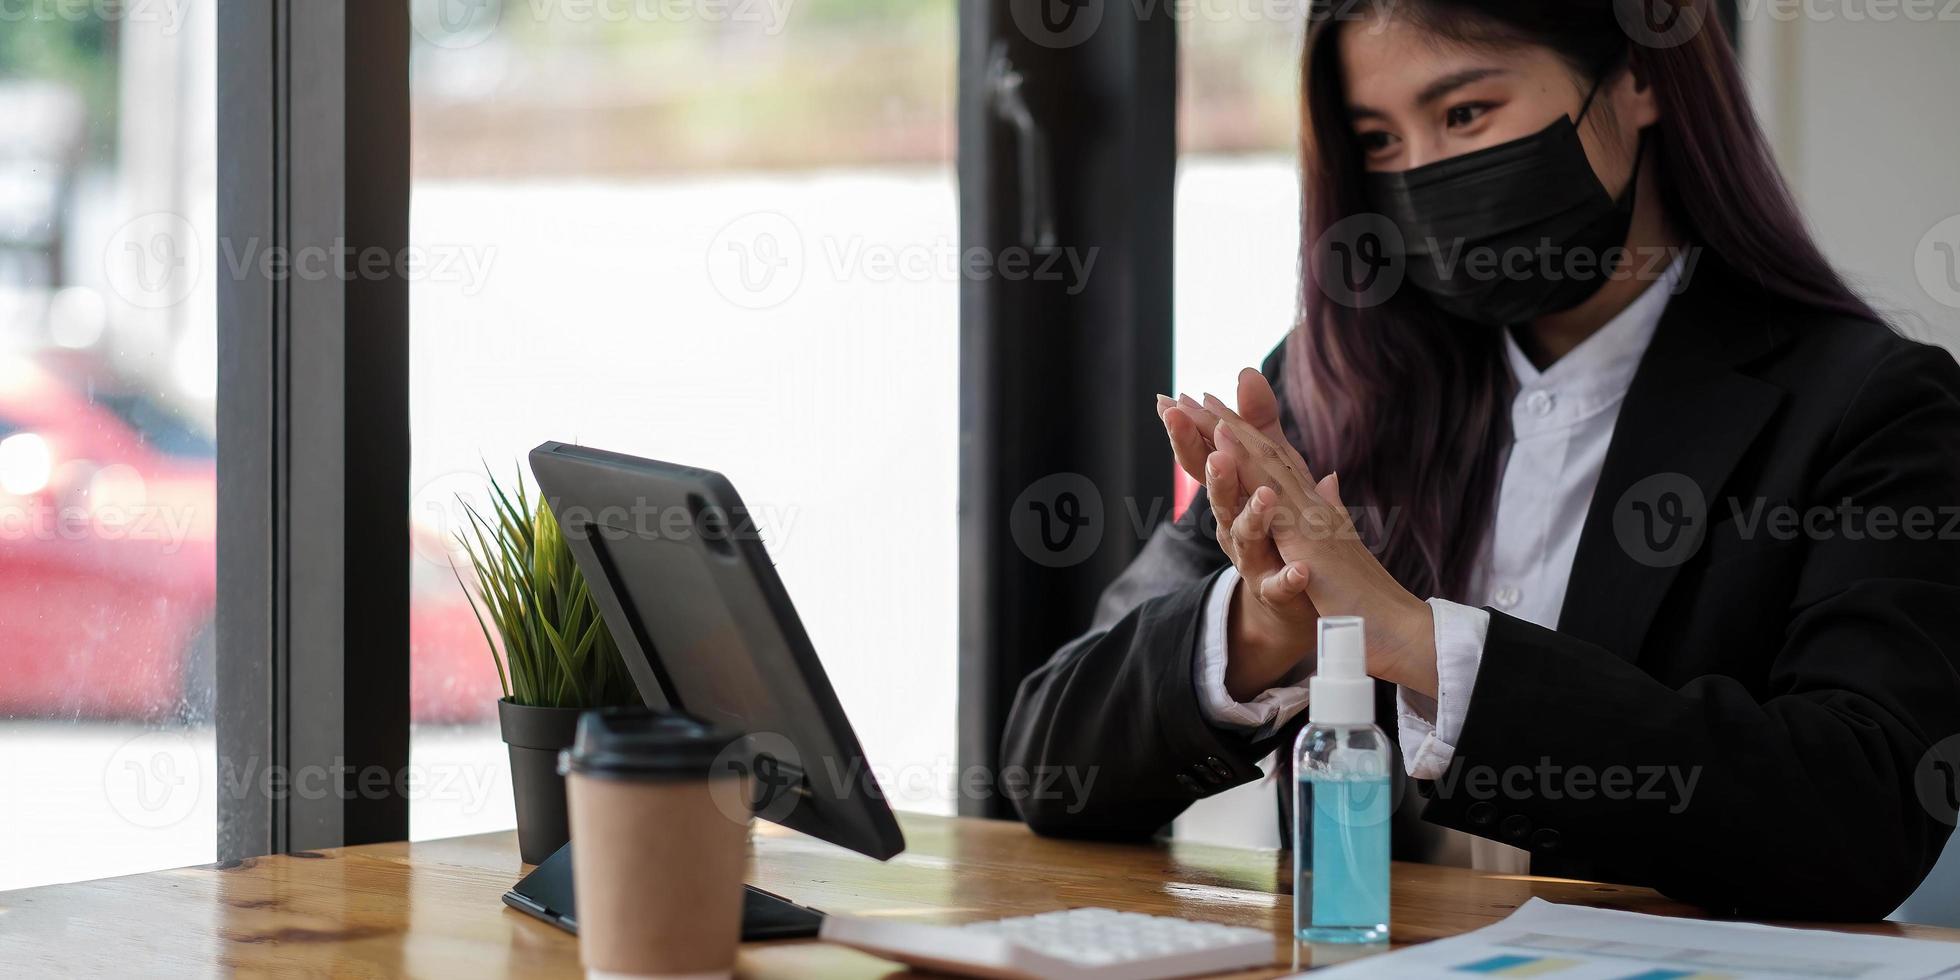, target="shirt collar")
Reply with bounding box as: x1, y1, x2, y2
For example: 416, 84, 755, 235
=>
1503, 255, 1685, 427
